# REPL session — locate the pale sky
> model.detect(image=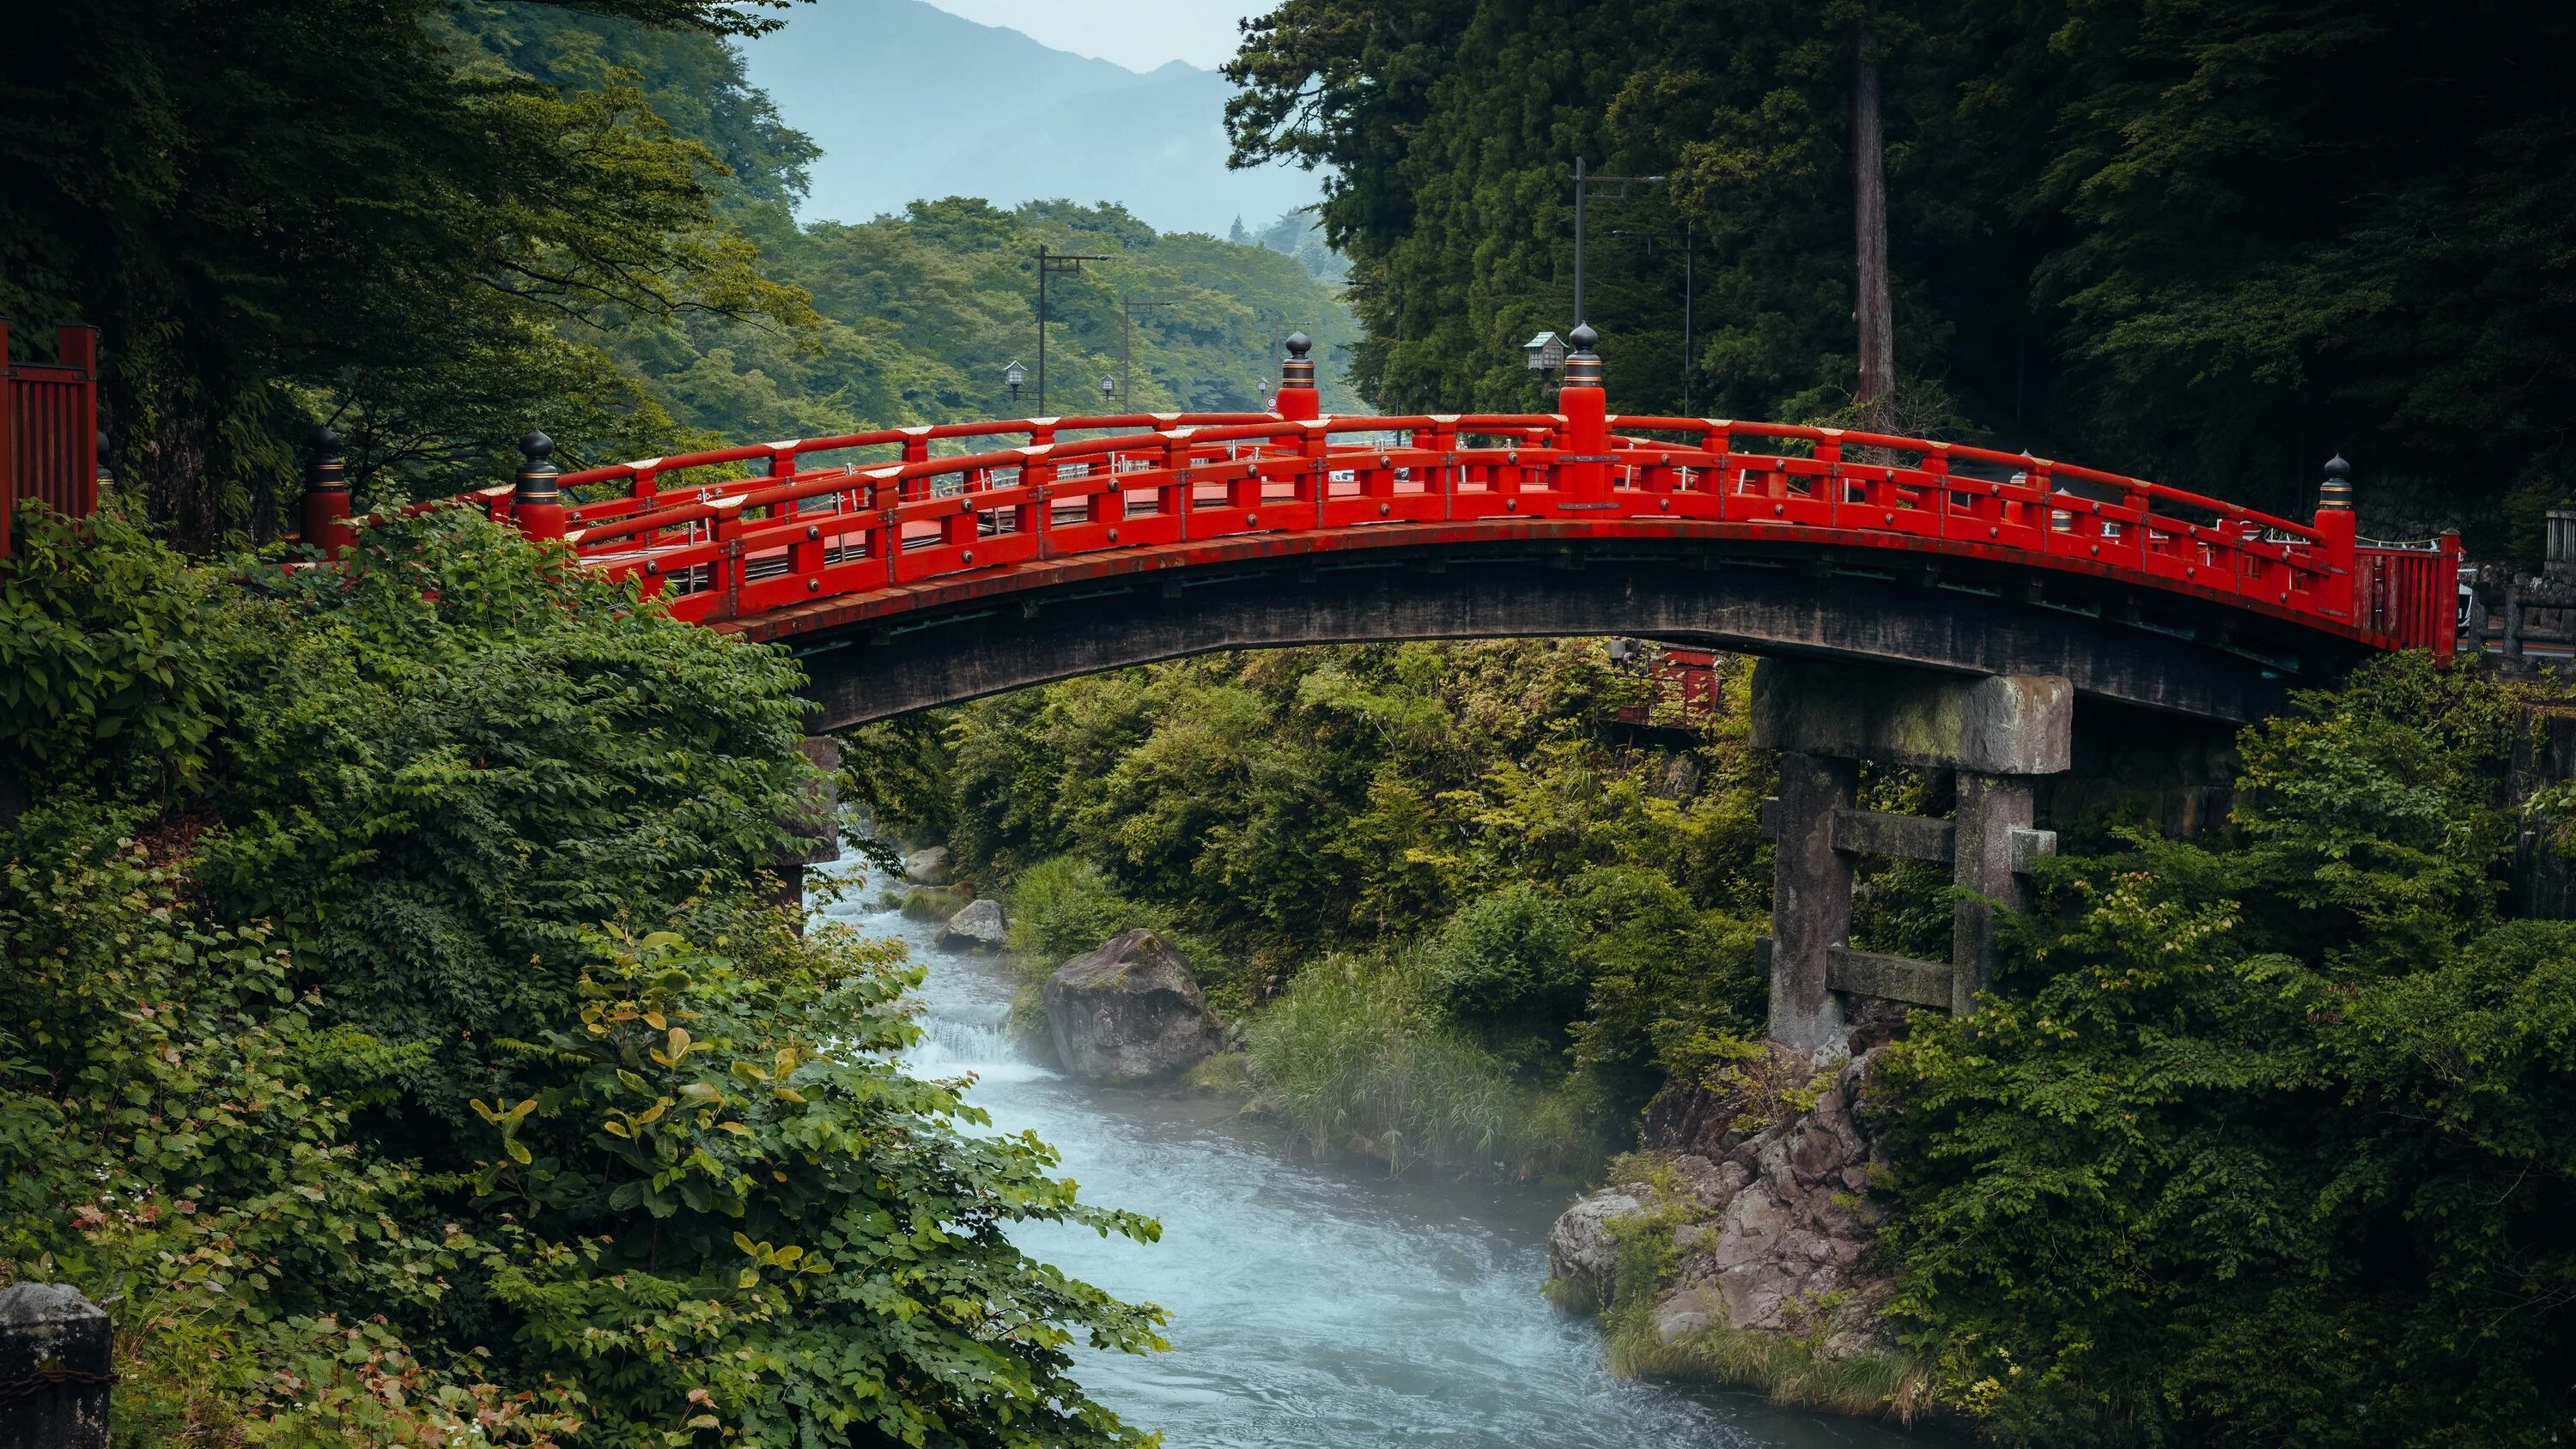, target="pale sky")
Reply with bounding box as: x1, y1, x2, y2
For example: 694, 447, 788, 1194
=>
919, 0, 1265, 71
